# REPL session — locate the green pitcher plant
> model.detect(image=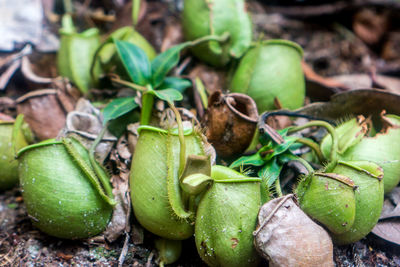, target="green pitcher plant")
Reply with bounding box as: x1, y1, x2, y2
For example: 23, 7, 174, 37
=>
182, 0, 252, 67
130, 125, 208, 240
0, 115, 33, 191
17, 133, 115, 239
57, 14, 101, 94
191, 166, 262, 267
91, 26, 156, 83
155, 238, 182, 267
231, 40, 305, 113
101, 33, 228, 127
320, 113, 400, 194
231, 111, 384, 245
